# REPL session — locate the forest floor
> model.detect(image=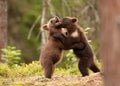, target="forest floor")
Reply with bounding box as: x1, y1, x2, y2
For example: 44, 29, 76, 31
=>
0, 72, 103, 86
